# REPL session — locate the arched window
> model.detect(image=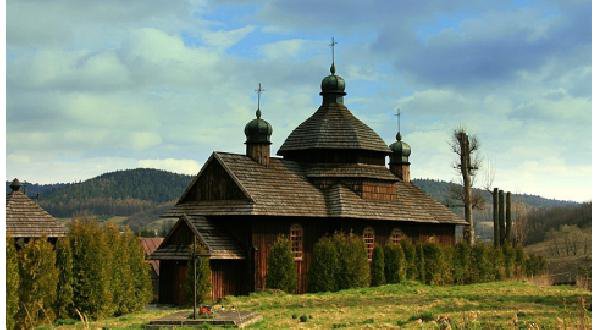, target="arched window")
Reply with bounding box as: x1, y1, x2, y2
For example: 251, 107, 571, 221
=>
290, 224, 303, 261
390, 228, 405, 245
363, 227, 375, 261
